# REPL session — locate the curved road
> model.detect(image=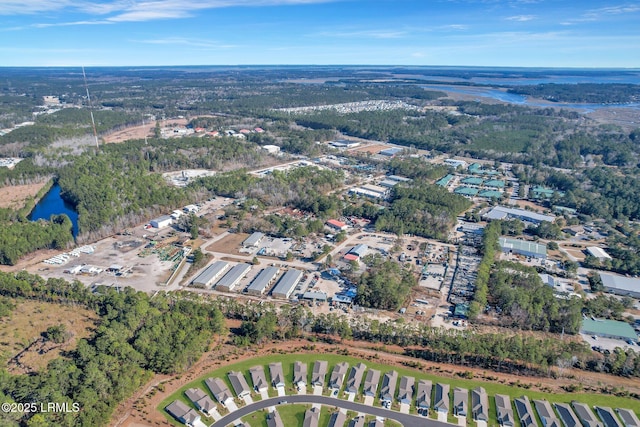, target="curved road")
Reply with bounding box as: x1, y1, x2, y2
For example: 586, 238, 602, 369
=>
211, 395, 454, 427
